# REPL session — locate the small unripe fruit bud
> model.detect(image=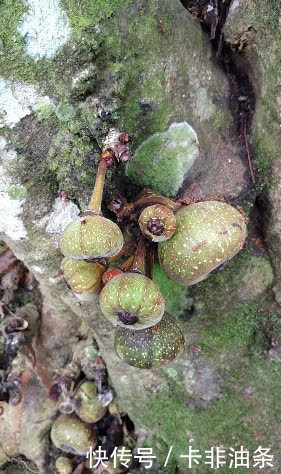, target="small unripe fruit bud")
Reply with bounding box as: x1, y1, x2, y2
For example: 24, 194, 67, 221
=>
114, 314, 185, 368
55, 457, 74, 474
102, 268, 123, 286
60, 215, 123, 260
50, 414, 97, 455
159, 201, 247, 286
99, 273, 165, 329
73, 381, 107, 423
139, 204, 176, 242
61, 258, 105, 300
